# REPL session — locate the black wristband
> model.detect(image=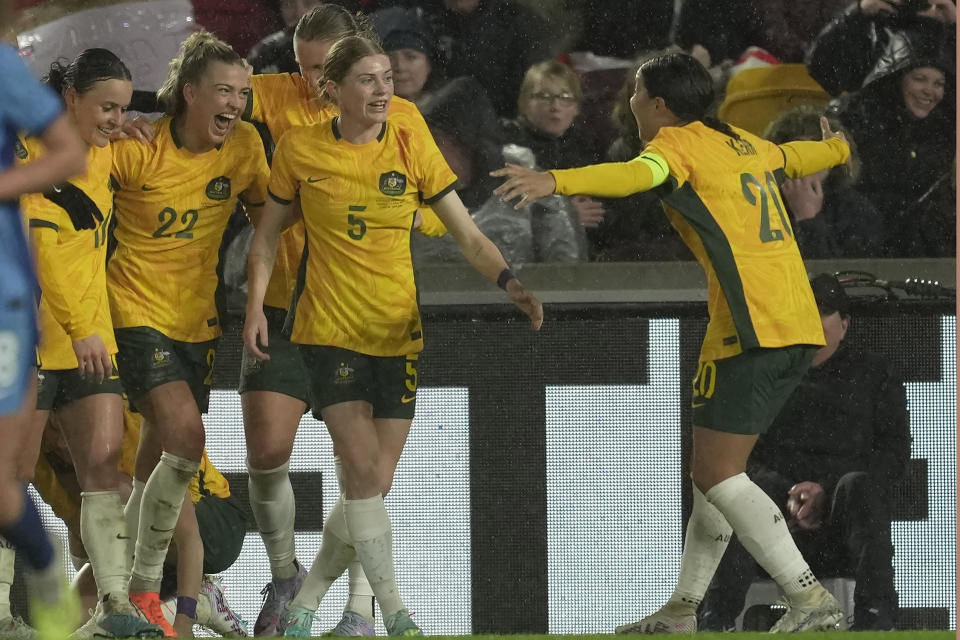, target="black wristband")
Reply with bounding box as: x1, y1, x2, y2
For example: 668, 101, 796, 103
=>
497, 268, 516, 290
